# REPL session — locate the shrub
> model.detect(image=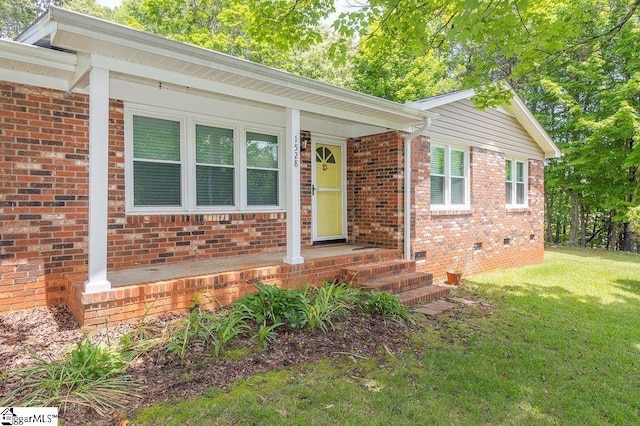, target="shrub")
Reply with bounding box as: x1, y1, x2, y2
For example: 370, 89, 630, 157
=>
235, 282, 307, 329
2, 337, 137, 415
